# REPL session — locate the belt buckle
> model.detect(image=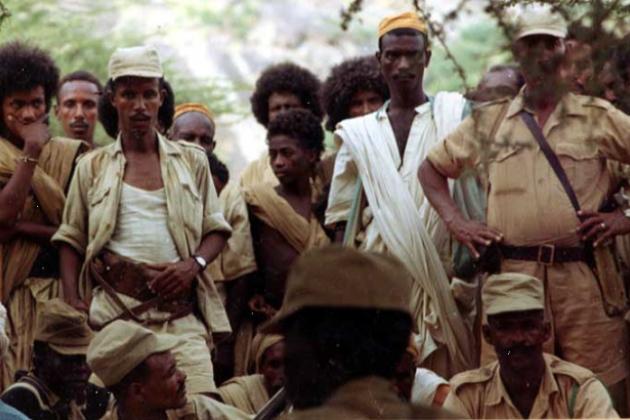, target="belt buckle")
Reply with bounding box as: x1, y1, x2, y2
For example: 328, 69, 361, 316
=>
537, 244, 555, 265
